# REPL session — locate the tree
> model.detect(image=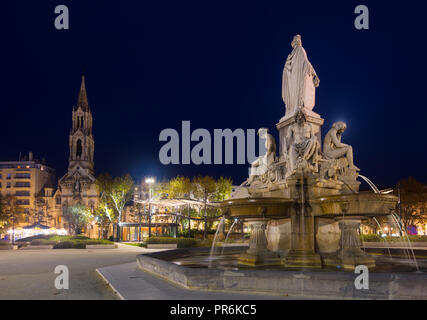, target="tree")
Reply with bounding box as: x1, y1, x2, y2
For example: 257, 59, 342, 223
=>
62, 203, 92, 235
96, 173, 134, 241
94, 199, 114, 239
192, 176, 218, 239
398, 177, 427, 232
95, 174, 116, 239
214, 176, 233, 201
33, 194, 53, 226
0, 195, 23, 240
168, 176, 191, 199
0, 195, 11, 235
